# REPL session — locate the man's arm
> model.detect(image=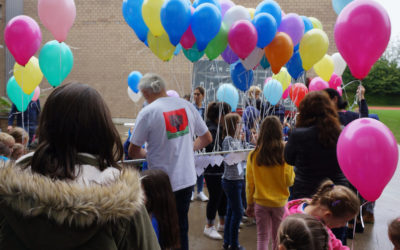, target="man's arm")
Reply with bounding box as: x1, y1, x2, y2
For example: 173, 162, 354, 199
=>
193, 131, 212, 151
128, 144, 147, 159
